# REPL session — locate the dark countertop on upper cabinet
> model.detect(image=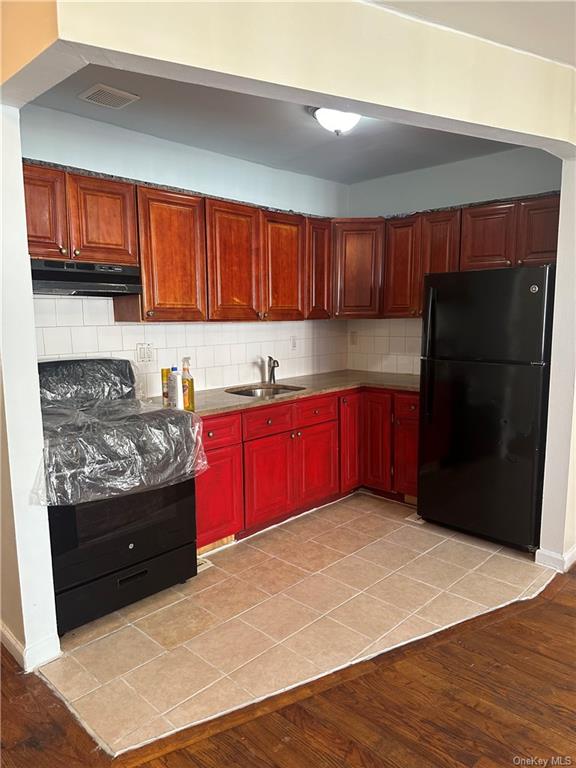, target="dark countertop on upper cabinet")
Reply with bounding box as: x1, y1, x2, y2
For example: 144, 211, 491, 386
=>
169, 369, 420, 417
